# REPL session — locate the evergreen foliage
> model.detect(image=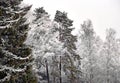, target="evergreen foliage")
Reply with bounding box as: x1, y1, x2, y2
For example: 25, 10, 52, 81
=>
0, 0, 37, 82
54, 10, 81, 83
0, 1, 120, 83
